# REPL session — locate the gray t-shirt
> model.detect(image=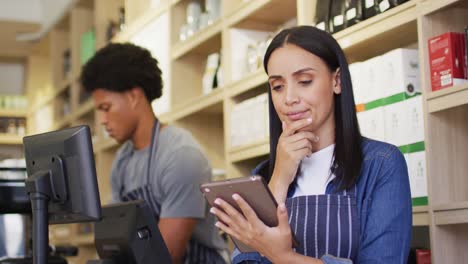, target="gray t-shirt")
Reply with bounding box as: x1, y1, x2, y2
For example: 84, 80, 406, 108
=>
110, 125, 225, 250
